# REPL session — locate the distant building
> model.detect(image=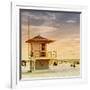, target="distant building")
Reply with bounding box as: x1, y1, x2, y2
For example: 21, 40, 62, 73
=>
26, 35, 55, 71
